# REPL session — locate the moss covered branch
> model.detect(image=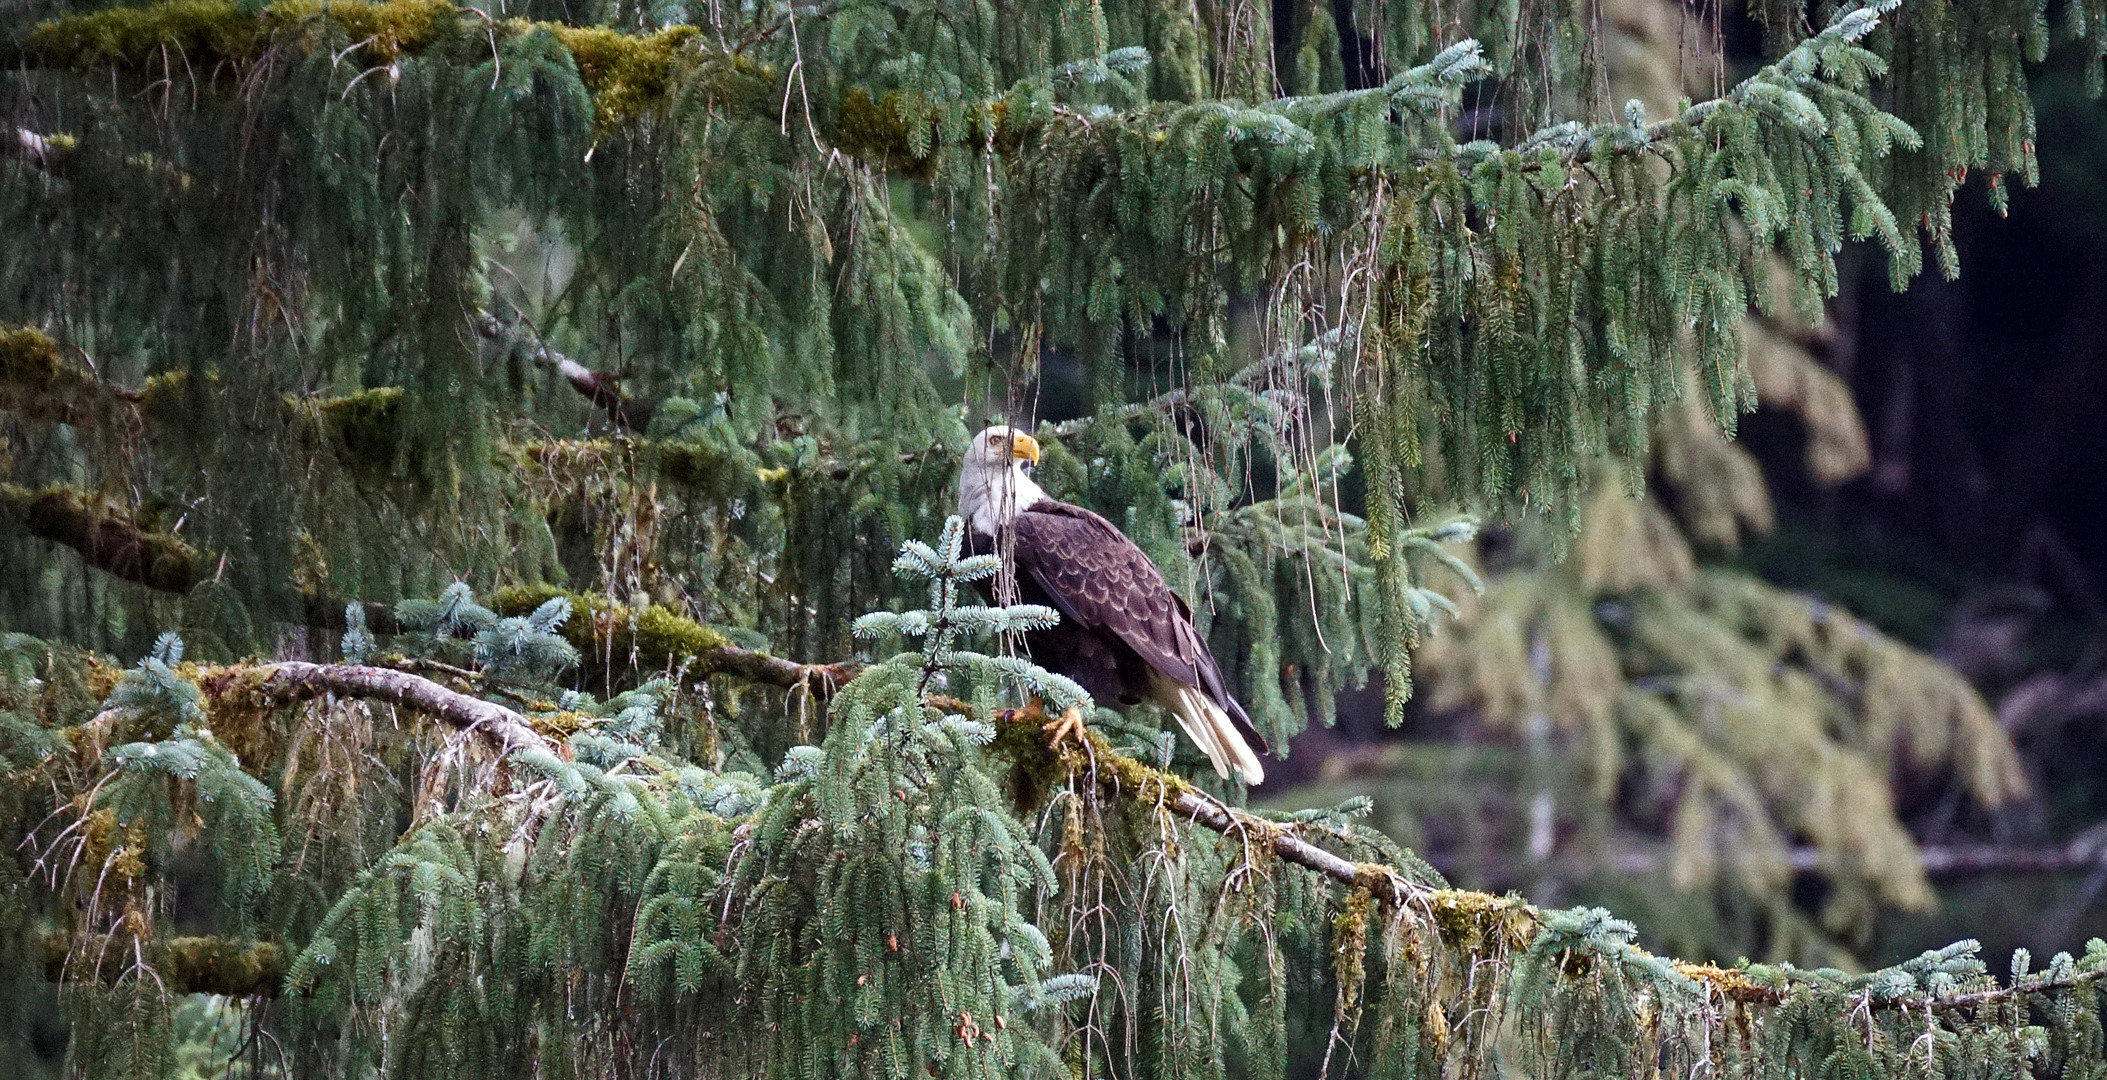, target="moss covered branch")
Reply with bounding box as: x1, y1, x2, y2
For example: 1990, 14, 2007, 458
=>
40, 702, 2106, 1012
44, 934, 288, 996
1046, 718, 2107, 1013
0, 483, 207, 592
13, 1, 712, 129
219, 661, 551, 753
490, 585, 858, 695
